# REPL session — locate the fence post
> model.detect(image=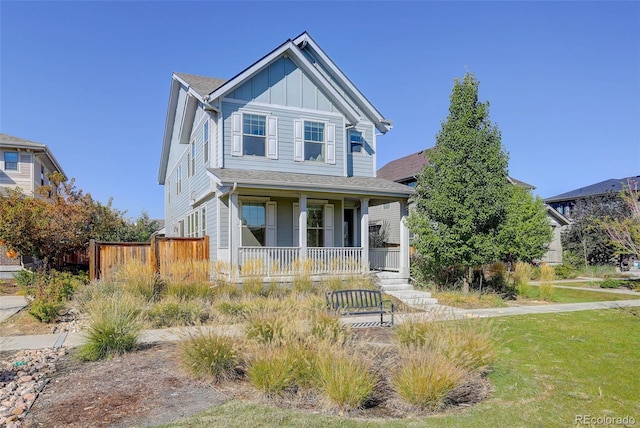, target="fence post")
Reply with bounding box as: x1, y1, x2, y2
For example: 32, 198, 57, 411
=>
150, 234, 160, 275
89, 239, 97, 281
